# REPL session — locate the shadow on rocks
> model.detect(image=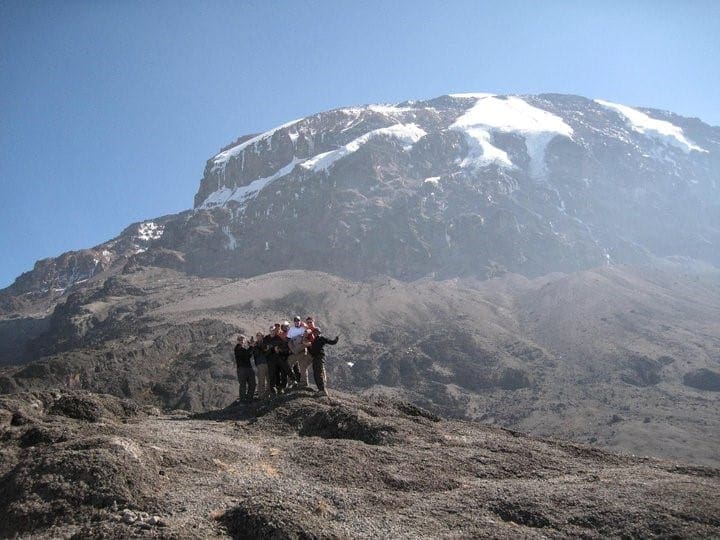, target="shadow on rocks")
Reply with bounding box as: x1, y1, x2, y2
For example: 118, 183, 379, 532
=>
219, 504, 309, 540
190, 389, 439, 446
